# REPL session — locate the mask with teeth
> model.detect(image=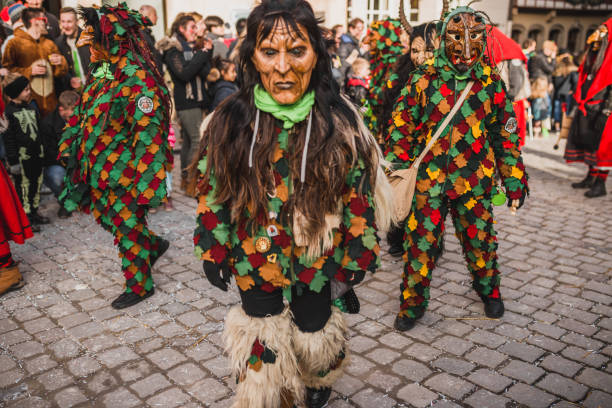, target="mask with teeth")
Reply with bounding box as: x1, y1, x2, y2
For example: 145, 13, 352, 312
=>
444, 12, 486, 73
